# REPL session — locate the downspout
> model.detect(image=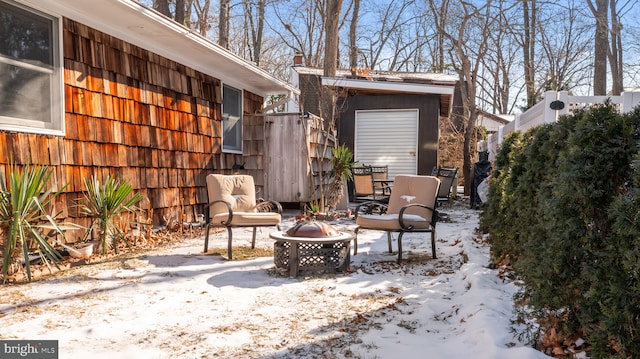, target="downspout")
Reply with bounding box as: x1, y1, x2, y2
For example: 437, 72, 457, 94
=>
259, 91, 294, 113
